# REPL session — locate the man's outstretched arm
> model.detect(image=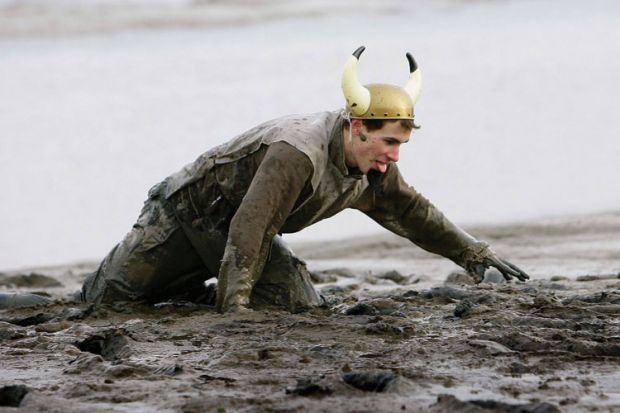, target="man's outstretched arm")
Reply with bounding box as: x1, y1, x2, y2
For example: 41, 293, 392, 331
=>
353, 164, 529, 282
216, 142, 313, 313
